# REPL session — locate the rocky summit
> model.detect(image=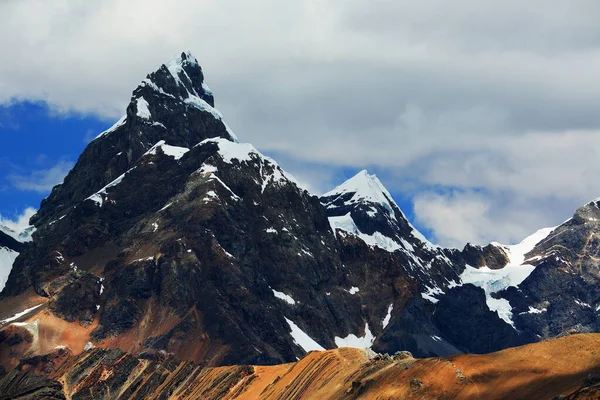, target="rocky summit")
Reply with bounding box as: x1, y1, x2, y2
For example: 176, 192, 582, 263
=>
1, 52, 600, 398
